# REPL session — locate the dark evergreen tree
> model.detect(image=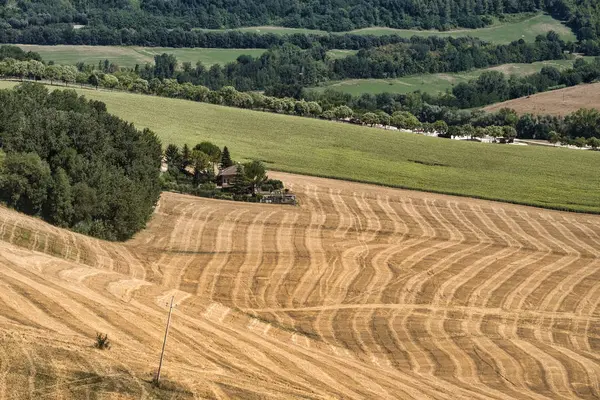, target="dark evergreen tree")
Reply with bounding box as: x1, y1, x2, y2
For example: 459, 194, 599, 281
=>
221, 146, 233, 168
230, 164, 251, 195
164, 144, 182, 167
181, 144, 191, 169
